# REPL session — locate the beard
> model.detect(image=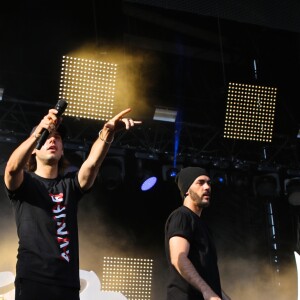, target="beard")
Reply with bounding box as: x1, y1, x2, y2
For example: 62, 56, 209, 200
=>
189, 189, 210, 208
